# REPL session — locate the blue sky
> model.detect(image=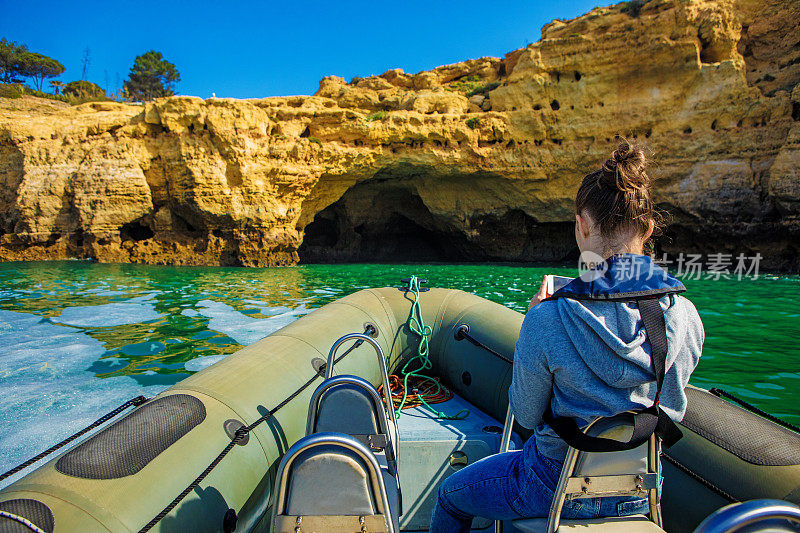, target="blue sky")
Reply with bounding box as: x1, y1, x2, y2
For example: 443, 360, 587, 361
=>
2, 1, 614, 99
